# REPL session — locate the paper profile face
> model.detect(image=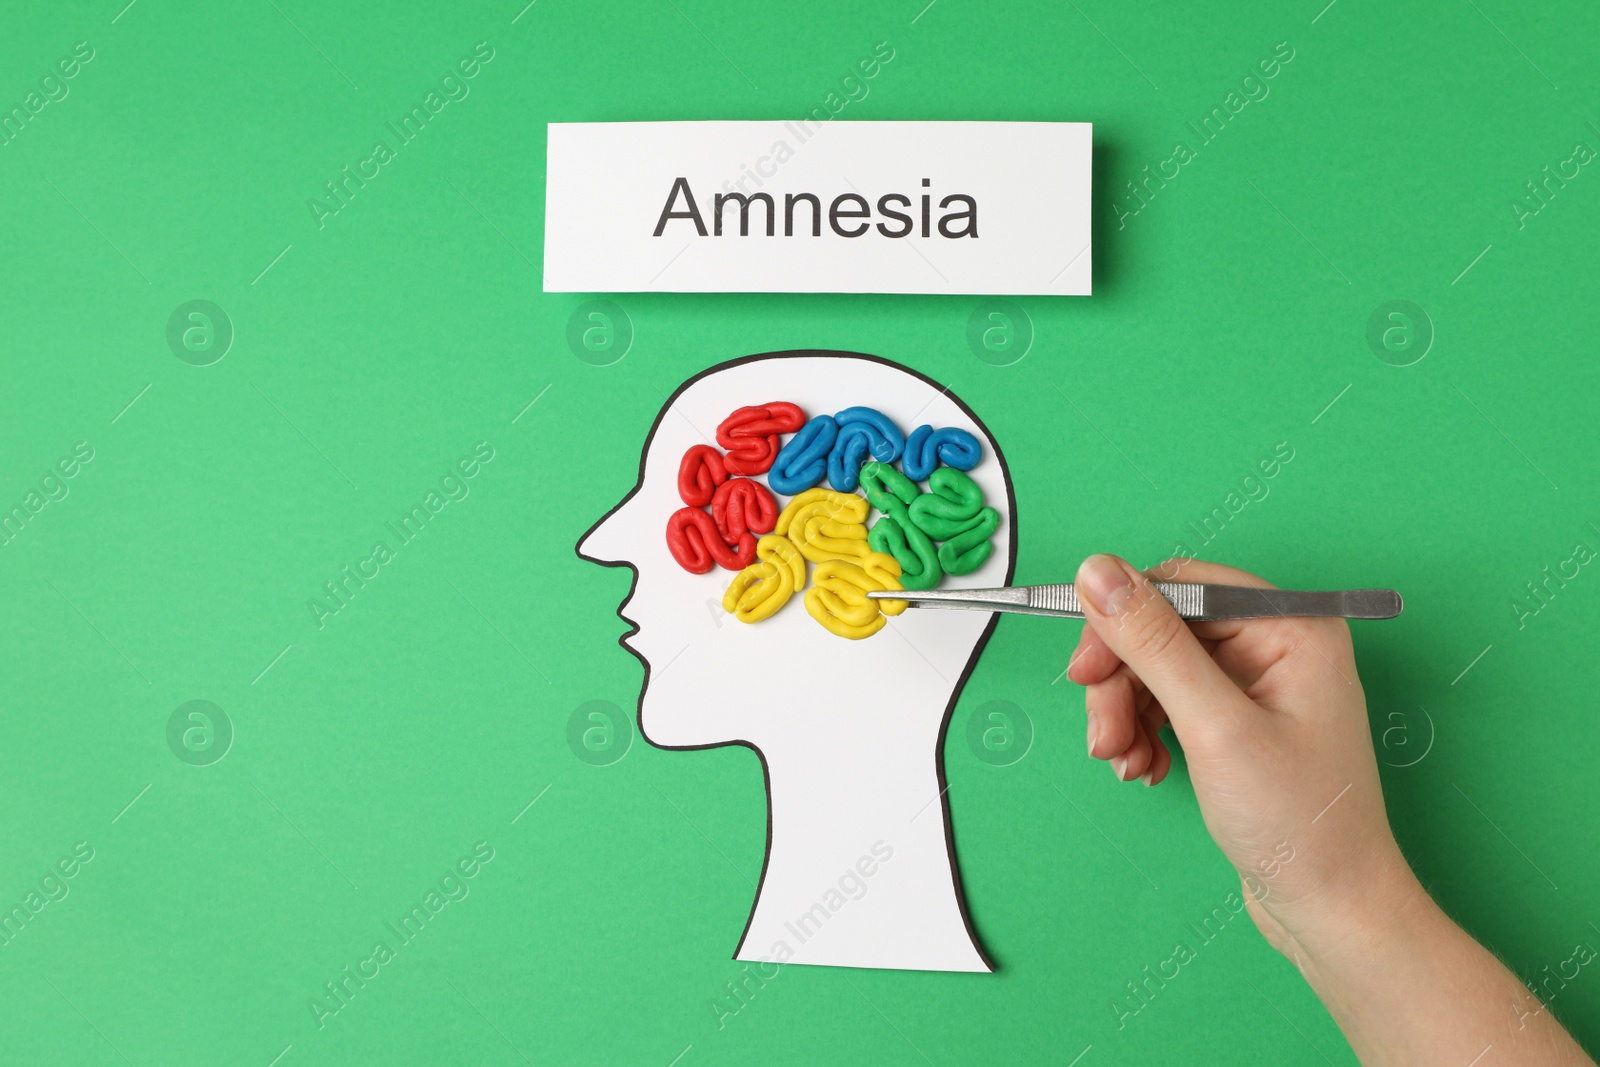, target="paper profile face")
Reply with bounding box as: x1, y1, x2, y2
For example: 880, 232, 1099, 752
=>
578, 352, 1015, 973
